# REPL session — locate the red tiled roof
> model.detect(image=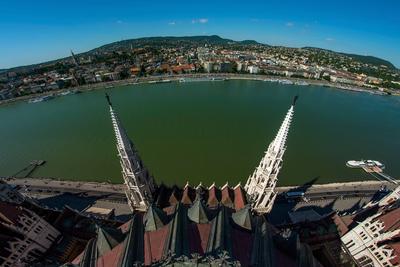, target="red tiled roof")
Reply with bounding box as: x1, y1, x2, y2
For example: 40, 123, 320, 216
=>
233, 185, 247, 211
171, 64, 195, 72
144, 224, 169, 265
163, 205, 176, 216
188, 223, 212, 254
207, 185, 220, 207
96, 243, 124, 267
341, 214, 355, 225
118, 220, 132, 234
71, 251, 83, 265
332, 214, 349, 236
181, 186, 195, 205
221, 185, 234, 207
168, 188, 181, 206
378, 208, 400, 232
154, 184, 249, 209
389, 242, 400, 265
130, 67, 140, 73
